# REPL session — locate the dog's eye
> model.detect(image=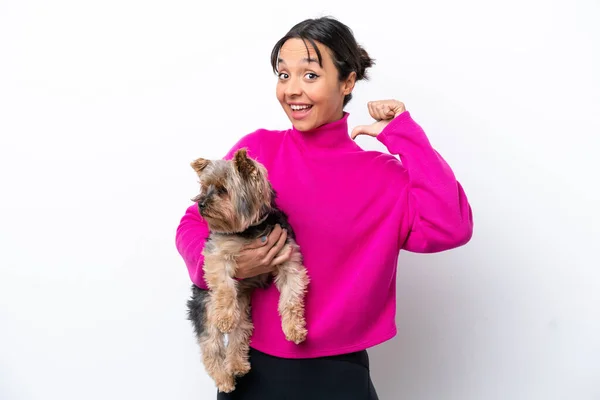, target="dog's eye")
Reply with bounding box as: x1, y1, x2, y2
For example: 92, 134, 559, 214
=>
217, 186, 228, 195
